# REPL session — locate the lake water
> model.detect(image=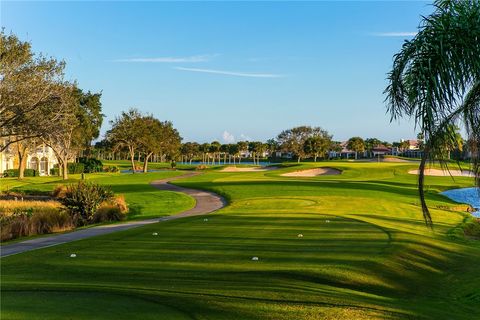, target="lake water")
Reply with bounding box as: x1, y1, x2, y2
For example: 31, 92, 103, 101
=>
441, 187, 480, 218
